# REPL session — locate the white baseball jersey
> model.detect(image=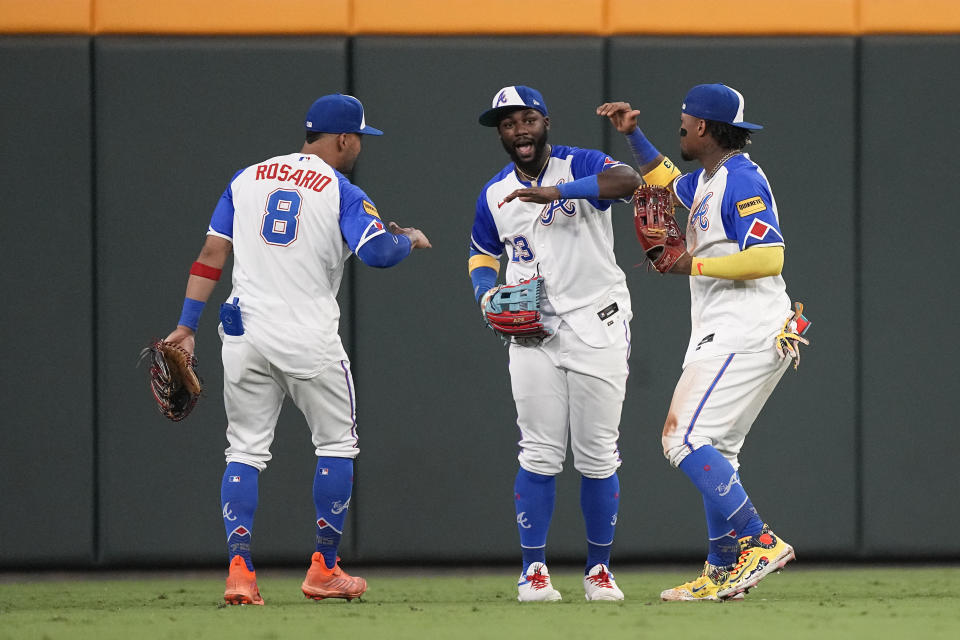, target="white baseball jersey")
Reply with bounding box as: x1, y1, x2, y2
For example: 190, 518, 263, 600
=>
673, 153, 791, 367
470, 145, 631, 347
208, 152, 387, 377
